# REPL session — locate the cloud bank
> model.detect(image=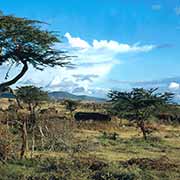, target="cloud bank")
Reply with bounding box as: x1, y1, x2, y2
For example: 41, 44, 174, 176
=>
65, 32, 155, 53
15, 32, 156, 97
